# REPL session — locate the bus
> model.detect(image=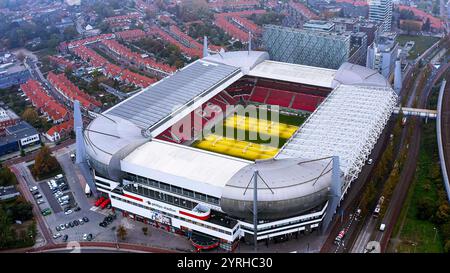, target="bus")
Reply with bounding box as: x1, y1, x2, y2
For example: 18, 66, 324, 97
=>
373, 196, 385, 218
